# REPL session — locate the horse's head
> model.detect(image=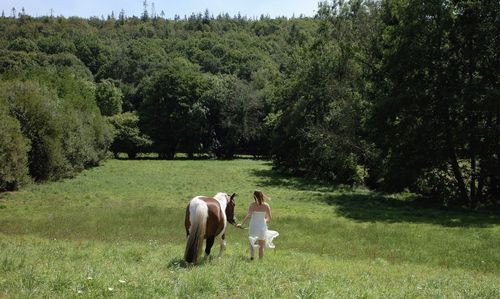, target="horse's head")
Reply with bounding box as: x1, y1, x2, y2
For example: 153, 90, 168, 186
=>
225, 193, 237, 225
